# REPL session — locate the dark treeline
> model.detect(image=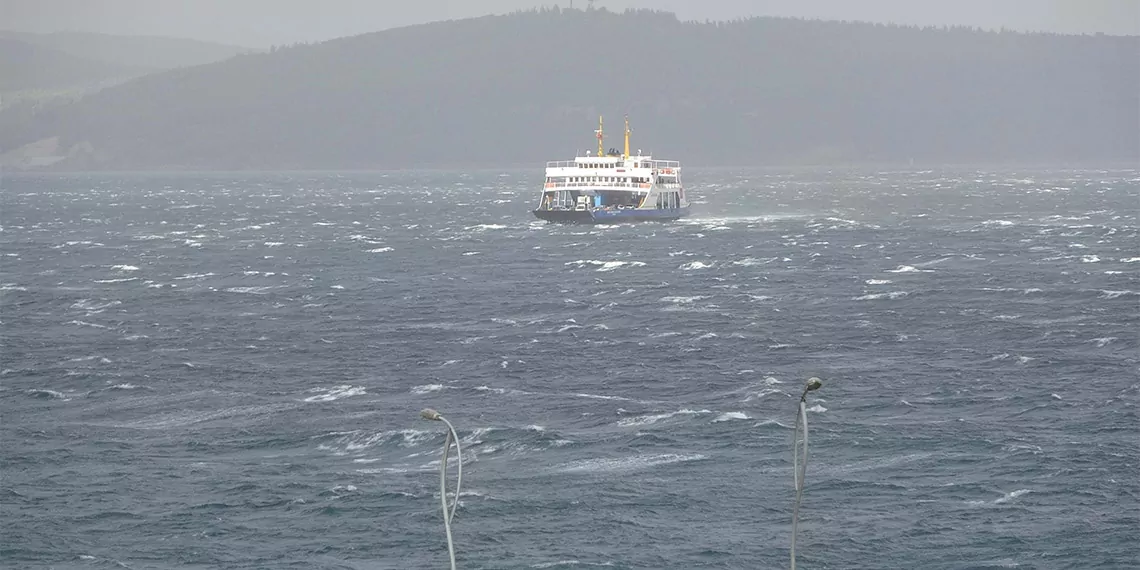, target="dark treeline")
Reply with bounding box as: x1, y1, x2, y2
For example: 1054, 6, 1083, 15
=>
3, 7, 1137, 170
